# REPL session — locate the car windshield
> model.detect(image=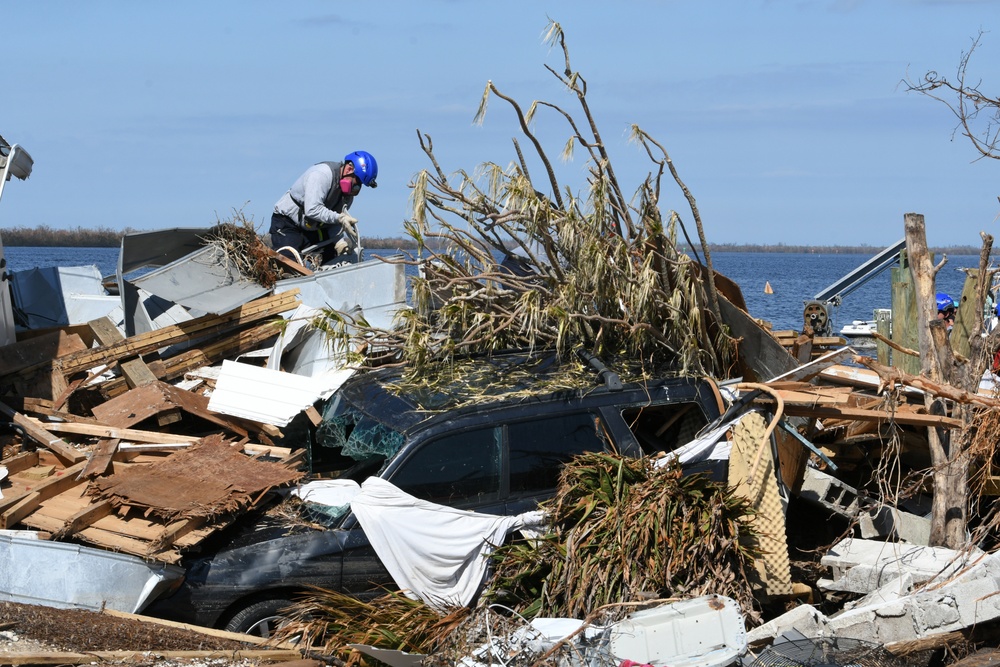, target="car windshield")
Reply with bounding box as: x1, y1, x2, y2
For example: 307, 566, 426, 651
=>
314, 394, 406, 475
